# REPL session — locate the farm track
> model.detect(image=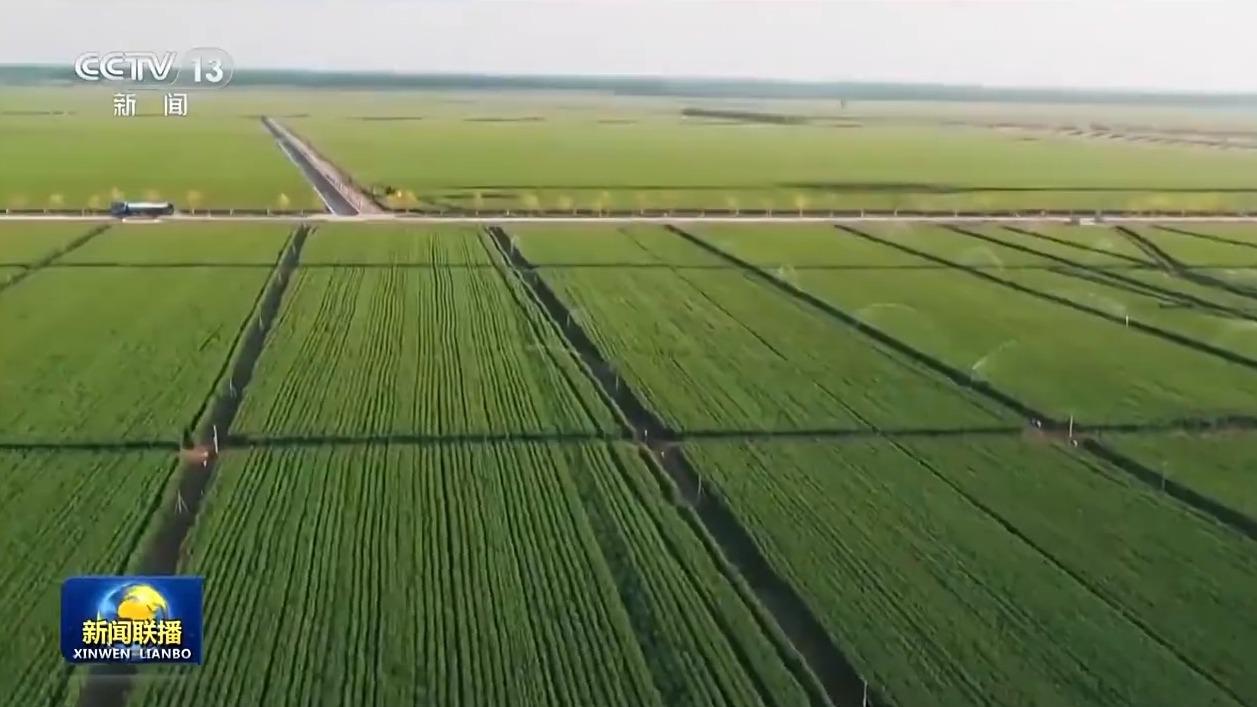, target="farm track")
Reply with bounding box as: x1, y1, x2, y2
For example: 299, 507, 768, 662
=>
76, 226, 309, 707
485, 225, 862, 707
0, 223, 110, 295
1117, 226, 1257, 302
840, 225, 1257, 372
666, 224, 1257, 546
